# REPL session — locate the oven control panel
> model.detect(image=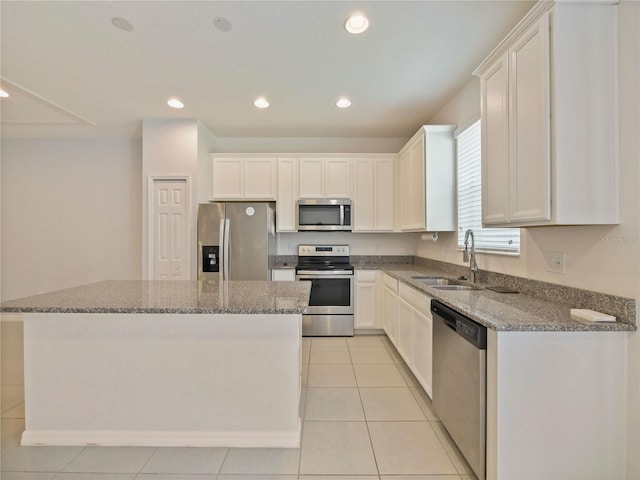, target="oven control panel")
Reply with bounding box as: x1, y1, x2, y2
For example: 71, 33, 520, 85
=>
298, 244, 350, 256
